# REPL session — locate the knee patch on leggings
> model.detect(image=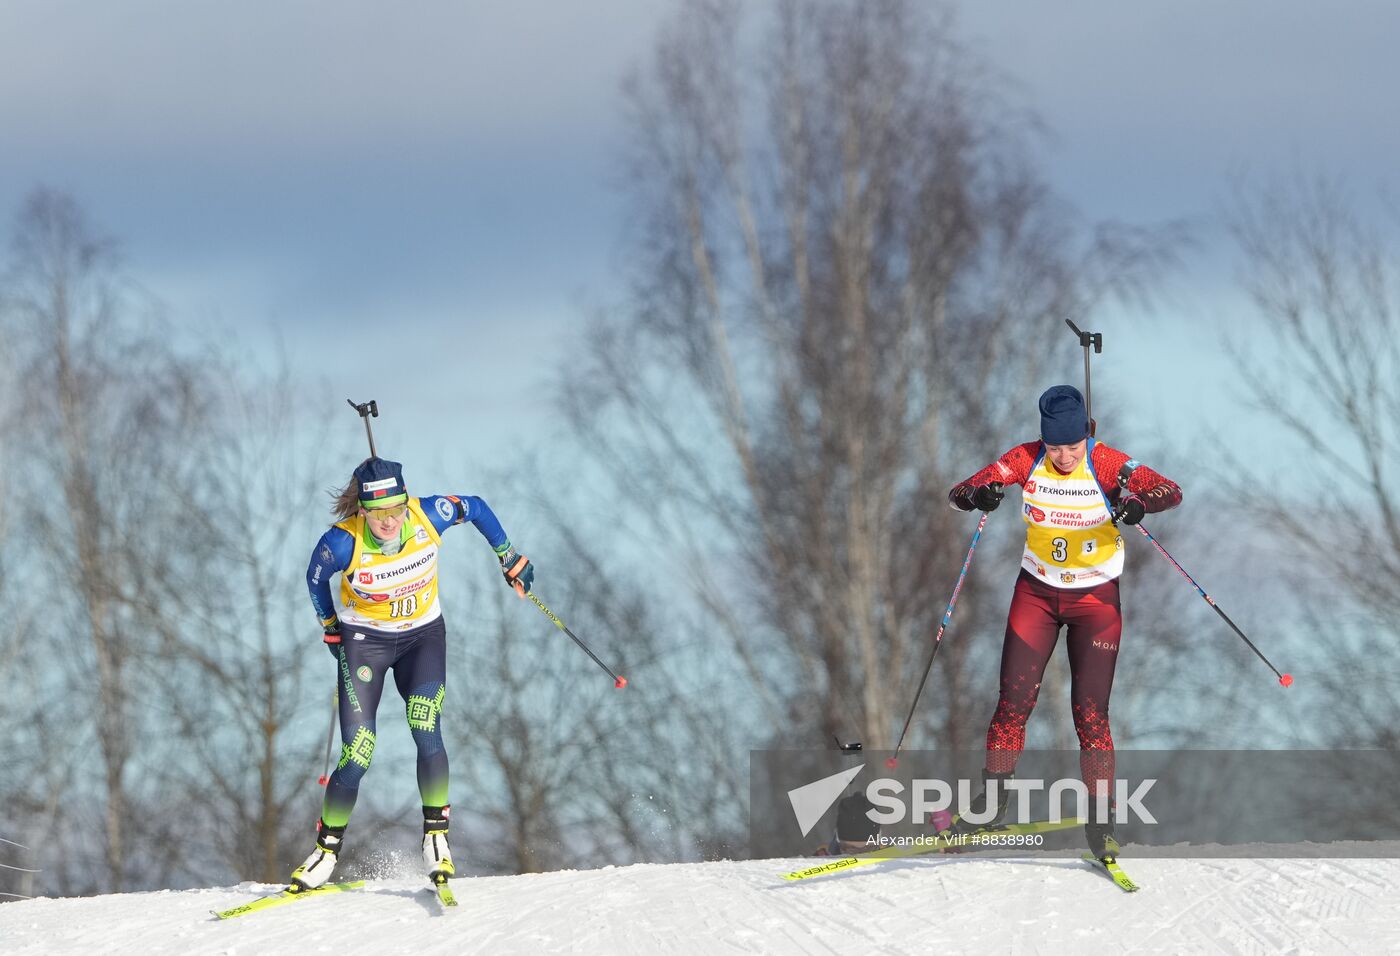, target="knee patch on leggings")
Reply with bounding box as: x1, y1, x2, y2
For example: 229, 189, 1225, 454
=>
406, 683, 446, 754
337, 726, 377, 786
